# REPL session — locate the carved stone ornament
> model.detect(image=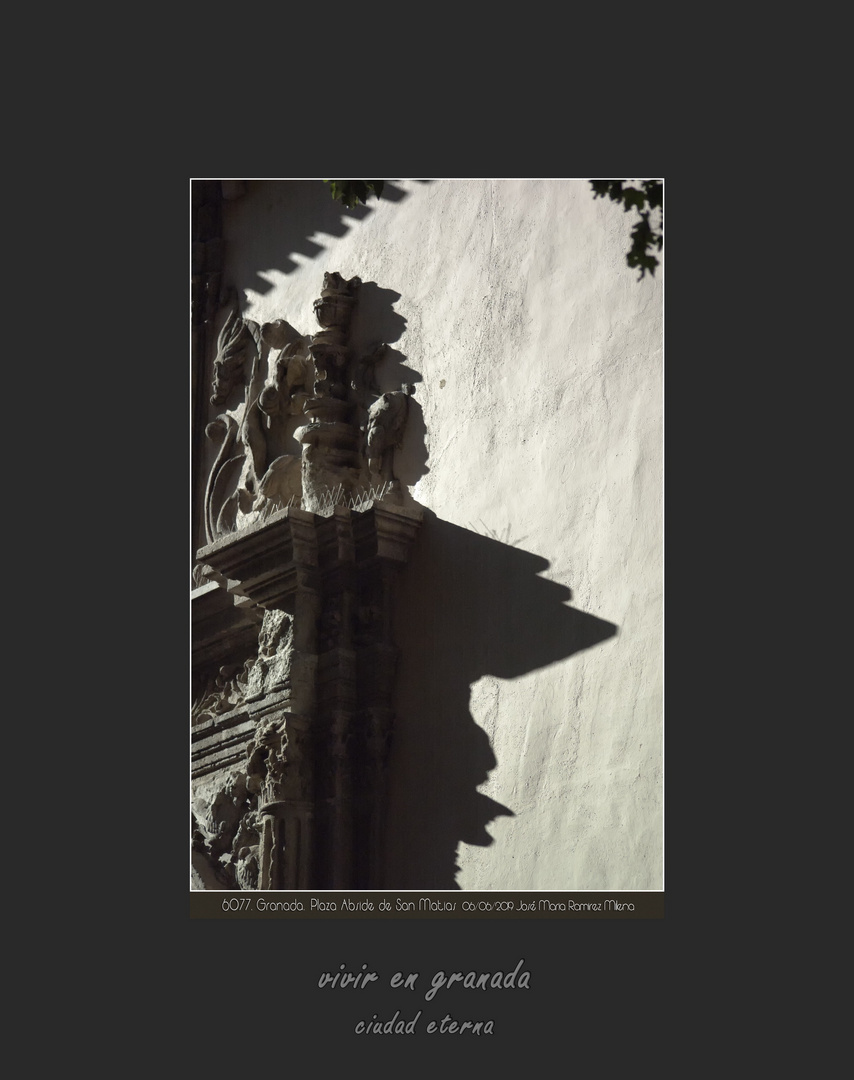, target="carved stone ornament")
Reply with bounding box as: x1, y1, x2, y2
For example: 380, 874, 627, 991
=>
201, 271, 415, 545
192, 273, 422, 890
